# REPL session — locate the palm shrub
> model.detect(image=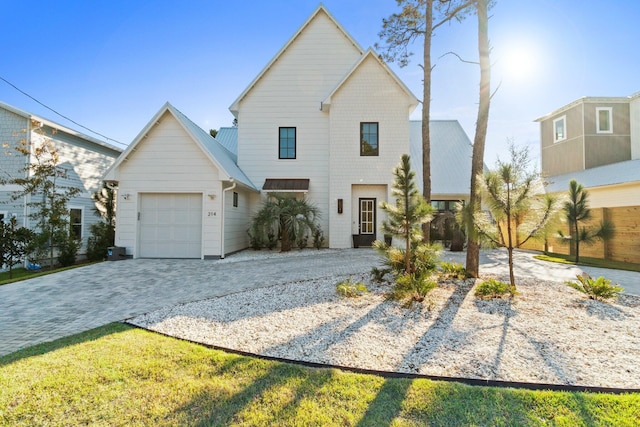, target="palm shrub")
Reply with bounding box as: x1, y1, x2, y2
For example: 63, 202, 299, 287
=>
439, 261, 467, 279
475, 278, 517, 299
566, 273, 623, 301
559, 180, 614, 263
336, 278, 369, 298
251, 193, 320, 252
